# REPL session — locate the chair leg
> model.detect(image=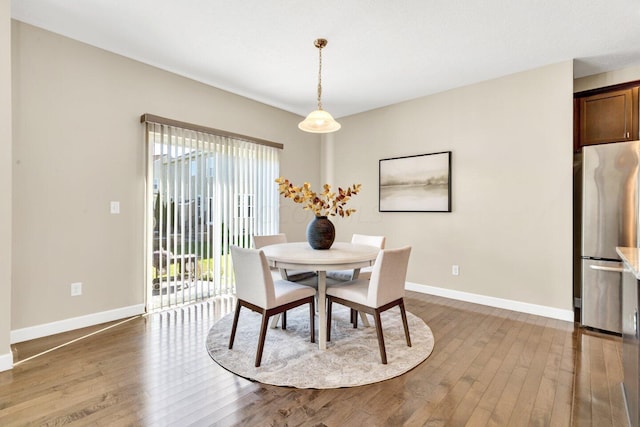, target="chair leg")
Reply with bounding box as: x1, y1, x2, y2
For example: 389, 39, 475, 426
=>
399, 300, 412, 347
228, 300, 242, 349
326, 297, 333, 342
309, 297, 315, 343
282, 310, 287, 330
255, 313, 270, 367
373, 309, 387, 364
353, 309, 358, 328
